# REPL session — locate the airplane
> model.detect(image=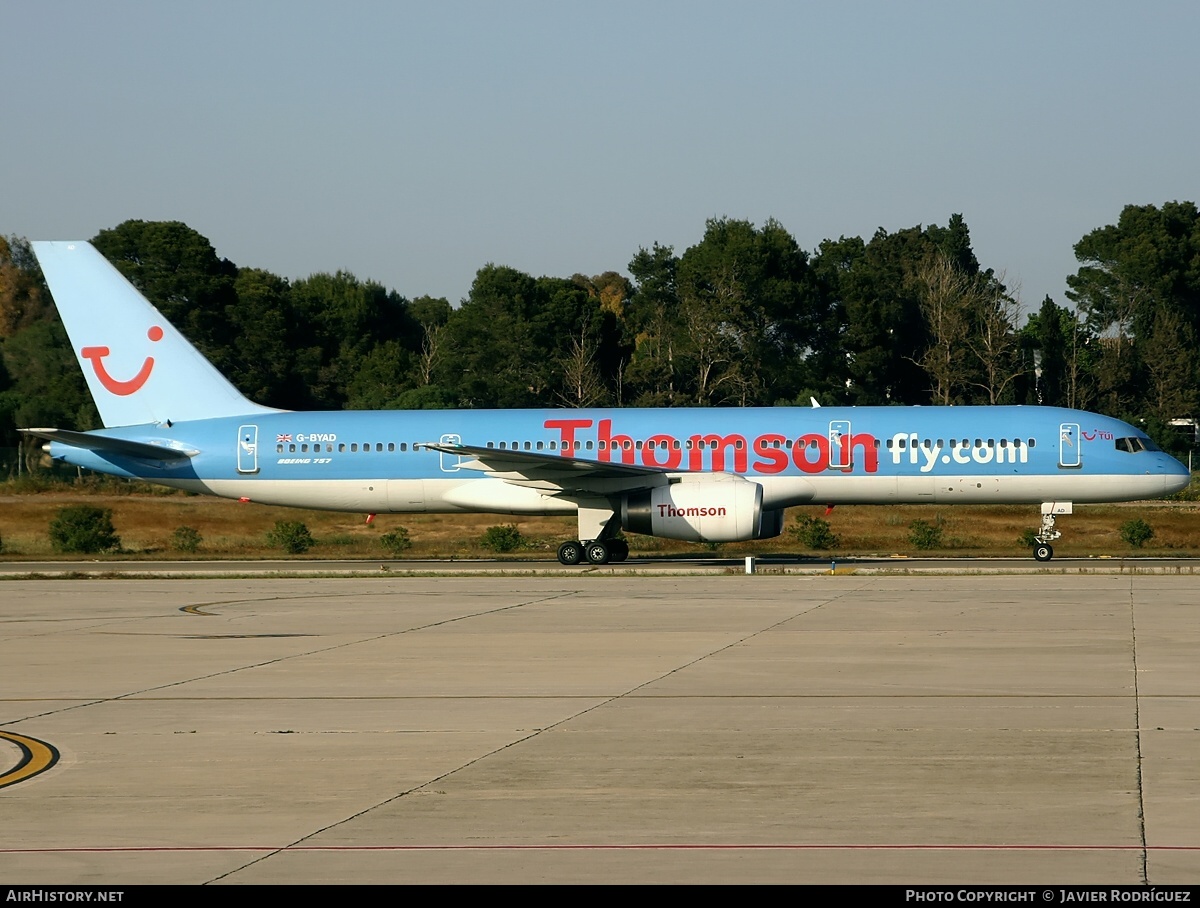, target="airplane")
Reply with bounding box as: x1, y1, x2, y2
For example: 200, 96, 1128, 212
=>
19, 240, 1192, 565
